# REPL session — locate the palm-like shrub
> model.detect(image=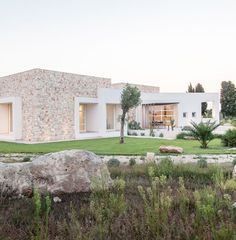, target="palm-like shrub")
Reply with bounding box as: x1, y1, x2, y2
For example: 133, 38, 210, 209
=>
189, 121, 220, 148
